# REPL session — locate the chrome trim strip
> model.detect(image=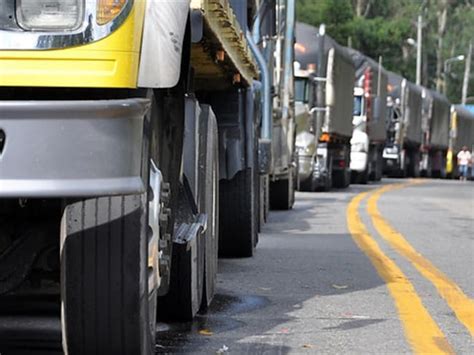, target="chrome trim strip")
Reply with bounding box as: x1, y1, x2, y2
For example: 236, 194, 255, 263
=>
0, 0, 134, 50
